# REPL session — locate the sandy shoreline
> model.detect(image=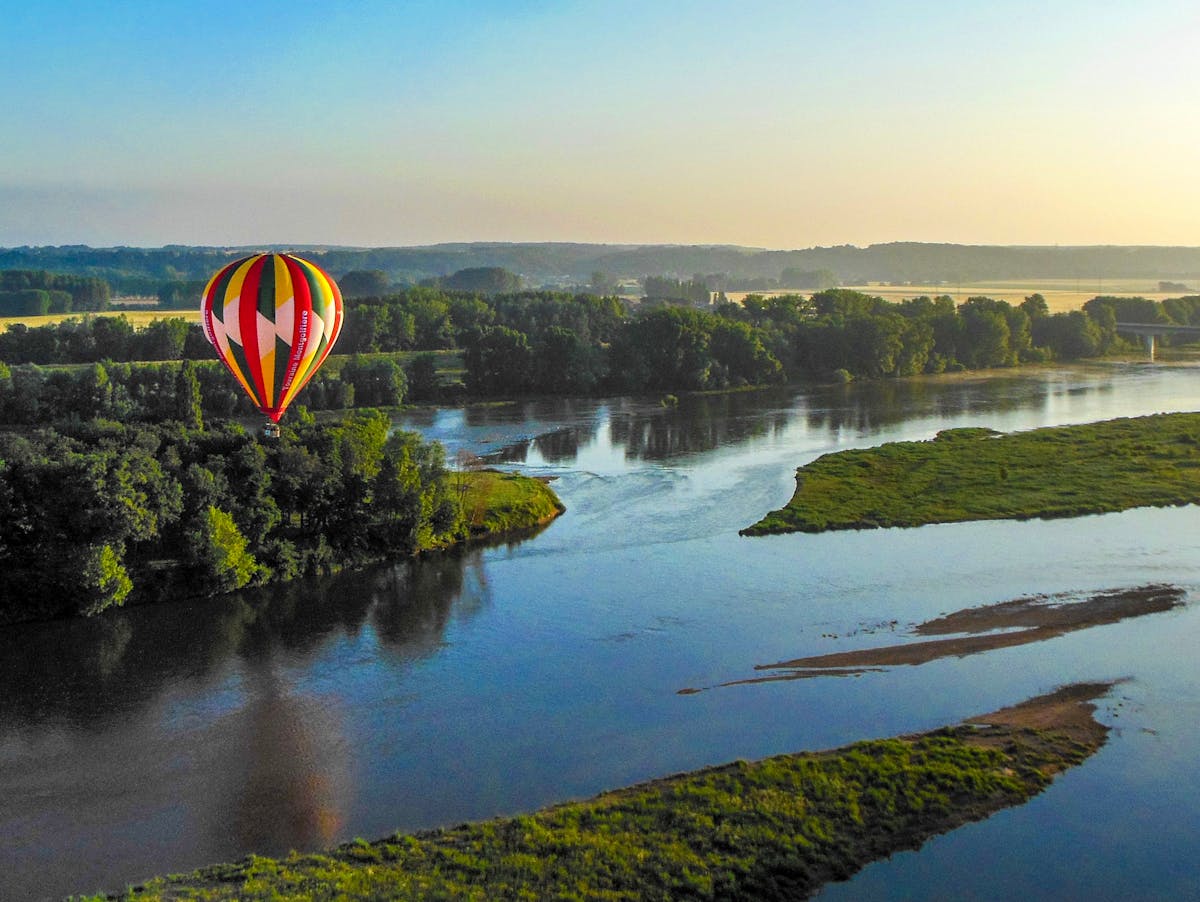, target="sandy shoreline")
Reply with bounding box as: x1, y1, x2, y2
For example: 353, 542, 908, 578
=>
682, 584, 1183, 693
